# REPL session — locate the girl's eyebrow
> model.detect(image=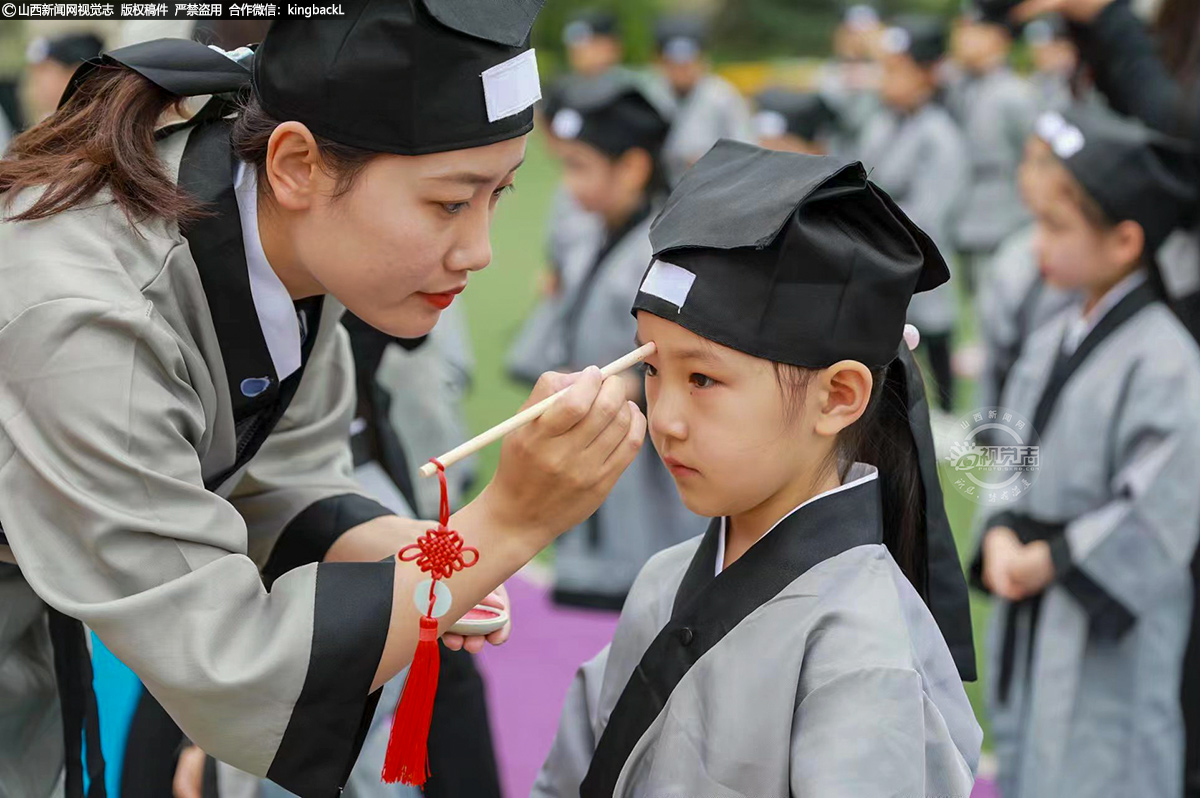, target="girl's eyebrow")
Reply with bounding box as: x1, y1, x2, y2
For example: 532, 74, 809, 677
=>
634, 334, 719, 364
